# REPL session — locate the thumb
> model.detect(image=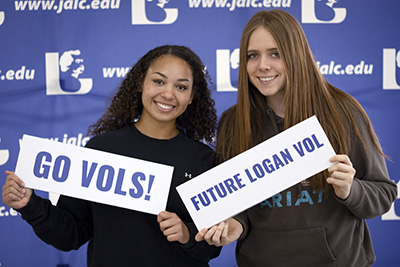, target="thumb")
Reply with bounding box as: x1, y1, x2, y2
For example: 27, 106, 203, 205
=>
195, 228, 207, 242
